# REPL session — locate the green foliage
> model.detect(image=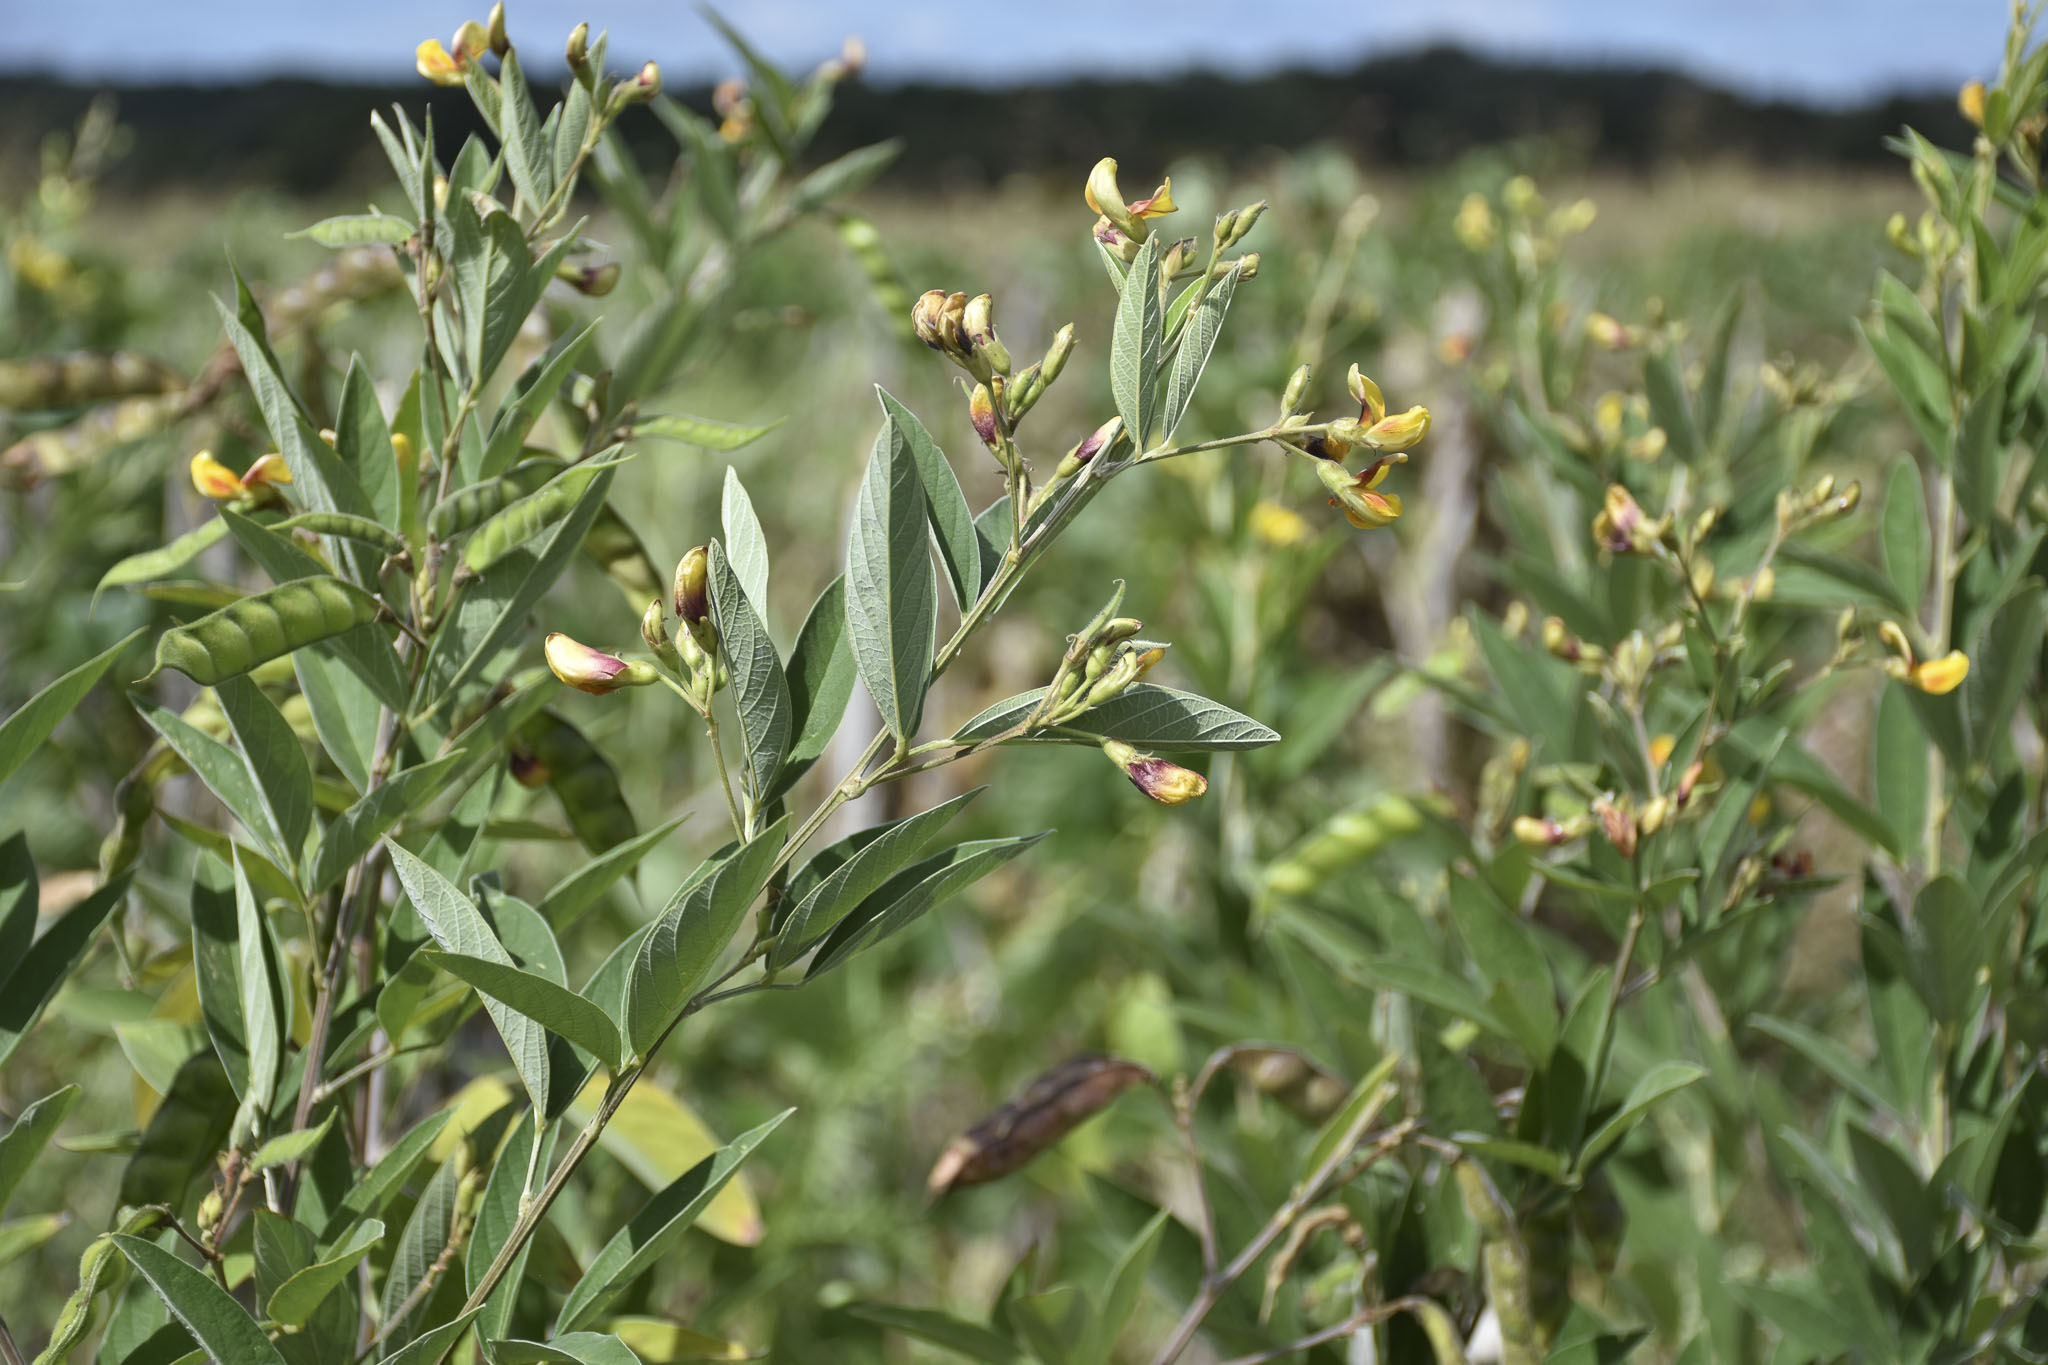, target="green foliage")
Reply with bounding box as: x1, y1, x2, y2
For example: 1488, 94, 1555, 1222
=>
6, 7, 2048, 1365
